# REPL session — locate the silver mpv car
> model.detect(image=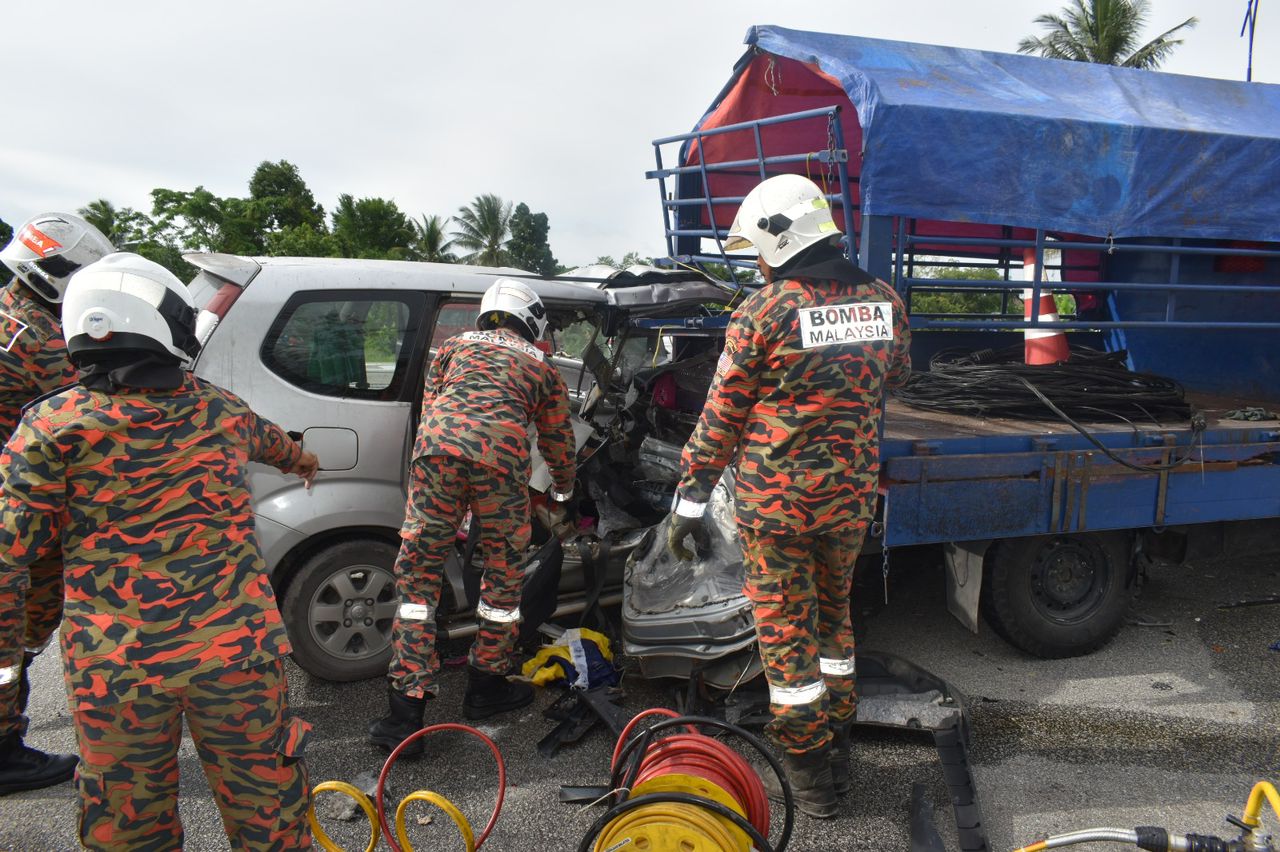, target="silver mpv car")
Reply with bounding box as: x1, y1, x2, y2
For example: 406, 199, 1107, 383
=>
187, 253, 758, 685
